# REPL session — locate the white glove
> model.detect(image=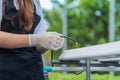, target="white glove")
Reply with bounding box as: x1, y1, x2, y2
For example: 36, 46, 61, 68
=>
29, 32, 64, 51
